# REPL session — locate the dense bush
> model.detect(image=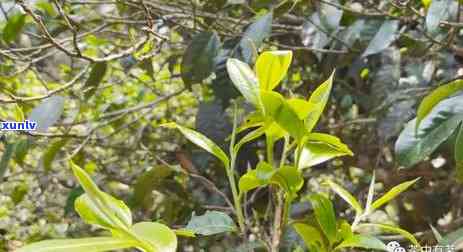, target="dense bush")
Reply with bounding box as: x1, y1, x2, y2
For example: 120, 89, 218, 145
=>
1, 0, 463, 251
